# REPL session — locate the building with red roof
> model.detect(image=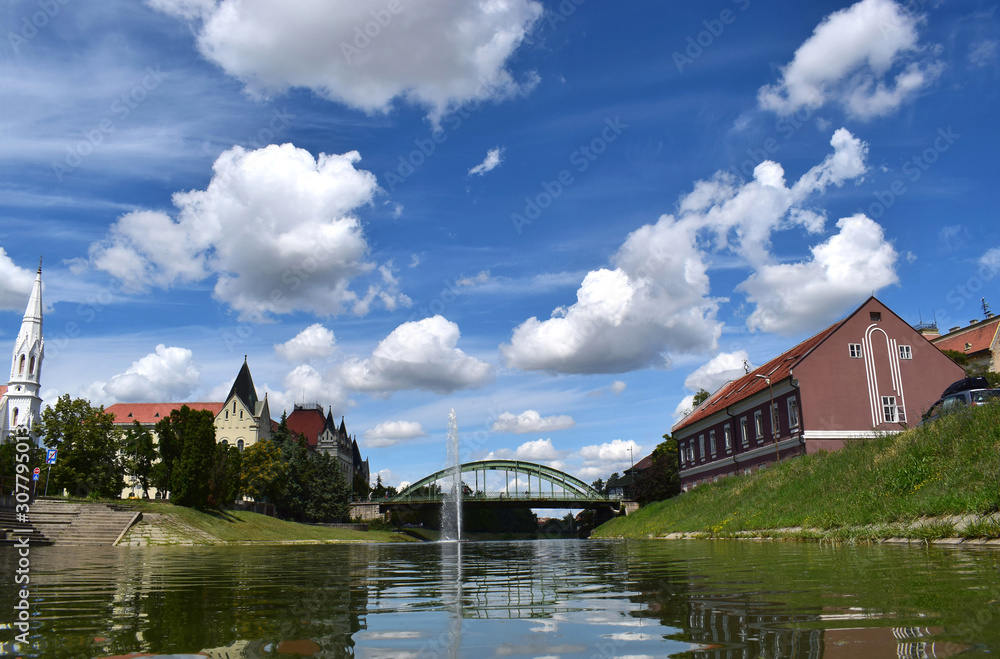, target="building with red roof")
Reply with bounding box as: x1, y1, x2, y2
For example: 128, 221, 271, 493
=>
928, 313, 1000, 373
672, 297, 964, 490
286, 403, 369, 492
